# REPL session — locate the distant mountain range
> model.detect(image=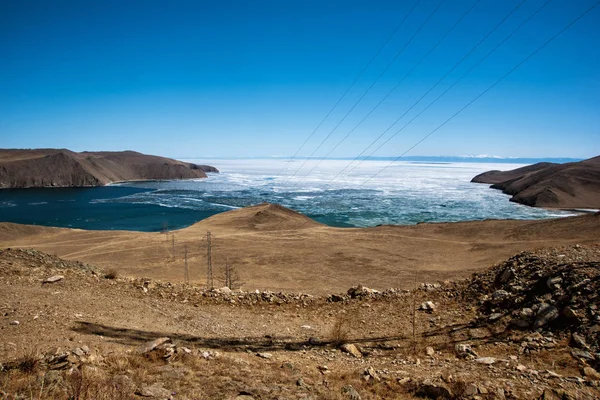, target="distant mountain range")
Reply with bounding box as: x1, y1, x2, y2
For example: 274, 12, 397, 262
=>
191, 155, 583, 164
472, 156, 600, 209
0, 149, 218, 189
